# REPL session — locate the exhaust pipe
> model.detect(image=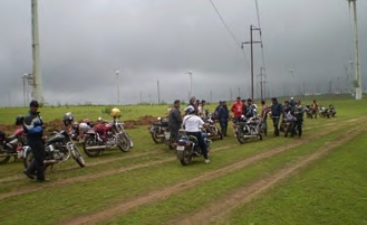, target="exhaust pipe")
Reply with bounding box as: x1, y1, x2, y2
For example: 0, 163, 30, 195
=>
84, 145, 107, 151
44, 159, 58, 165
